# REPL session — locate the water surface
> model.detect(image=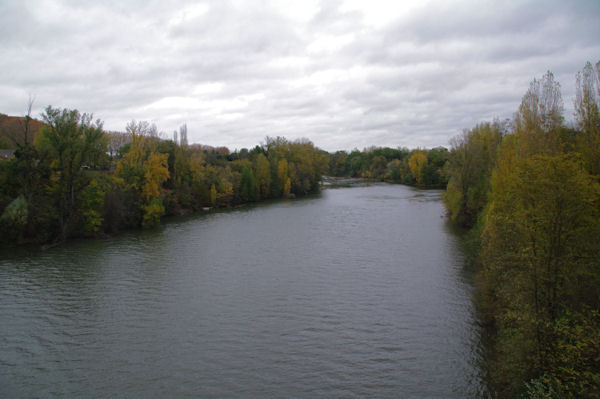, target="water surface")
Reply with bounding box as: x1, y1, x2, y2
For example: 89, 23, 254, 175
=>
1, 183, 484, 398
